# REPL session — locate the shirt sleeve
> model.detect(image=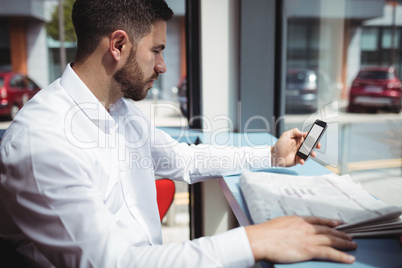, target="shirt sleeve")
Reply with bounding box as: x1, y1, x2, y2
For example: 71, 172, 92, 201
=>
151, 128, 272, 184
119, 227, 255, 268
0, 126, 256, 267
